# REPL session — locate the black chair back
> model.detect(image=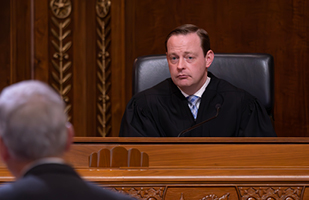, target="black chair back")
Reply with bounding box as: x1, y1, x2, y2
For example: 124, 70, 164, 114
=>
133, 53, 274, 116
